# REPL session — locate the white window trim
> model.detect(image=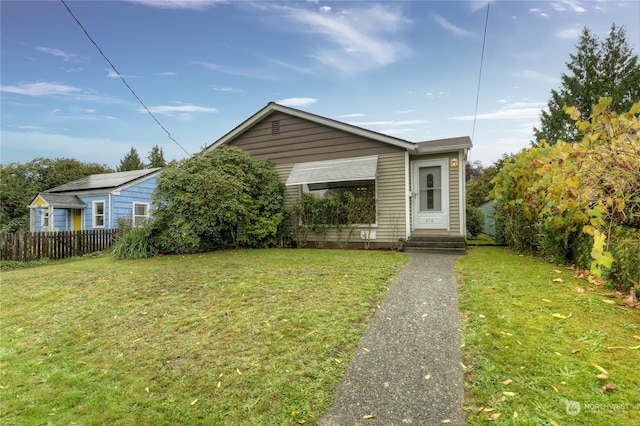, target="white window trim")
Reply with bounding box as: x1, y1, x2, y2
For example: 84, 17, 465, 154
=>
132, 202, 150, 227
93, 200, 106, 228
